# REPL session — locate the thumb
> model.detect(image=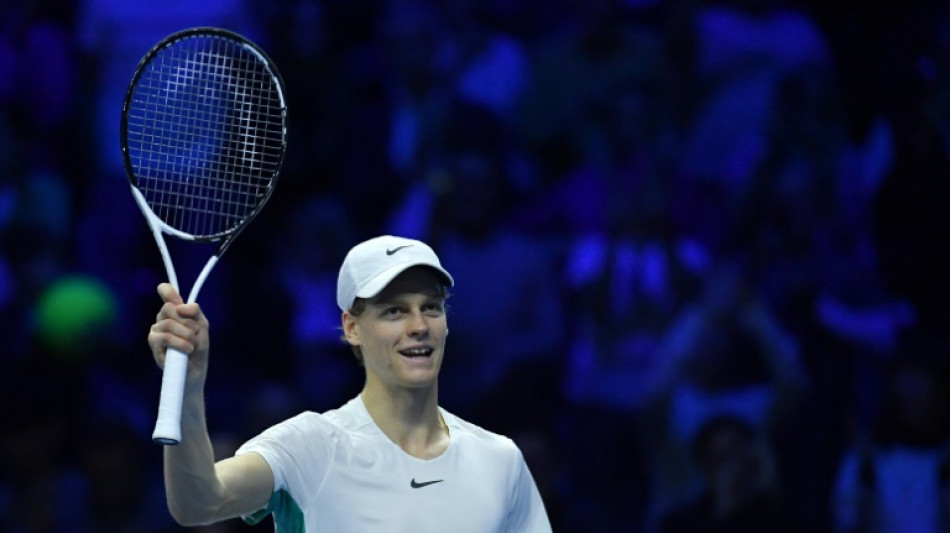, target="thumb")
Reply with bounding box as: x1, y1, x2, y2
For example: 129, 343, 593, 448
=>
157, 282, 184, 305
